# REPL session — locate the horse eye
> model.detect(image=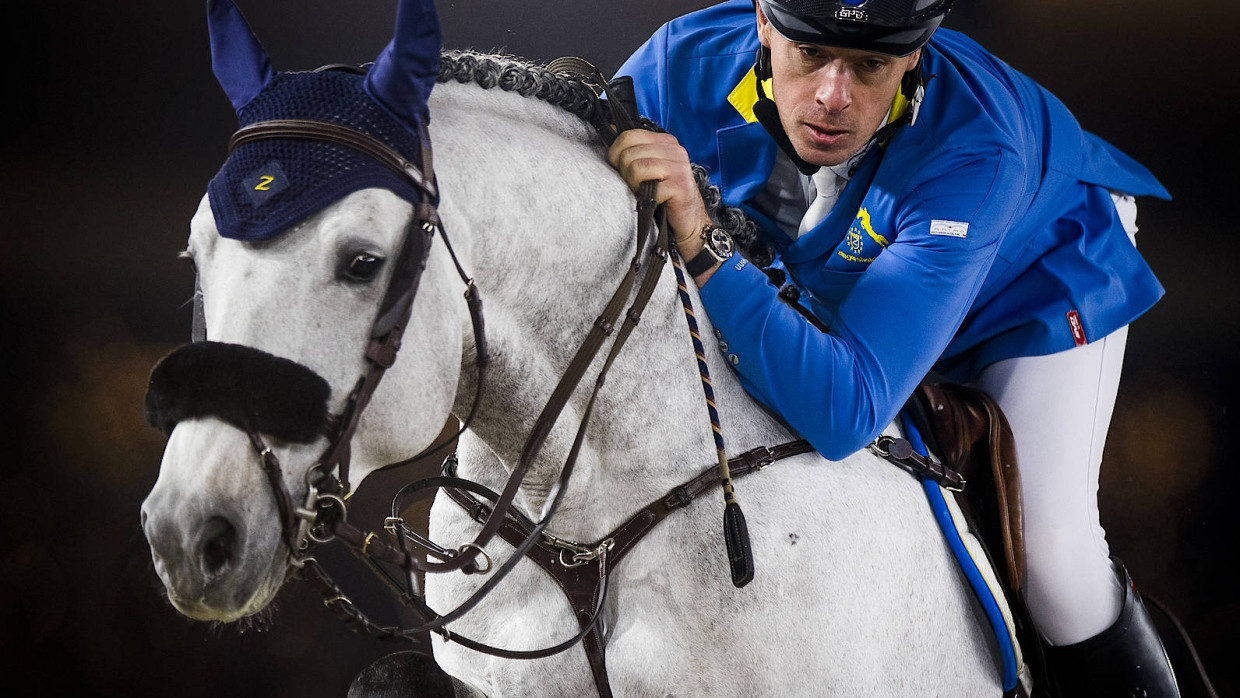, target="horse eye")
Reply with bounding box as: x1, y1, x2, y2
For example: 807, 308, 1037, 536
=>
343, 252, 384, 282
